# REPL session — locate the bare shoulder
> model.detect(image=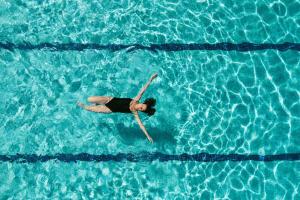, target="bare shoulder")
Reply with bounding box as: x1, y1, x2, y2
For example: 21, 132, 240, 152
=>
130, 99, 138, 107
130, 100, 138, 112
